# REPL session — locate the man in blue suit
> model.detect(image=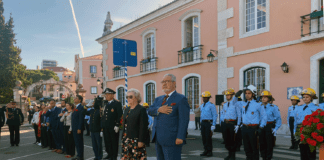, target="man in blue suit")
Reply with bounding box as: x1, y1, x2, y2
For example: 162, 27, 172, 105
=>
72, 95, 85, 160
148, 73, 190, 160
46, 100, 63, 153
